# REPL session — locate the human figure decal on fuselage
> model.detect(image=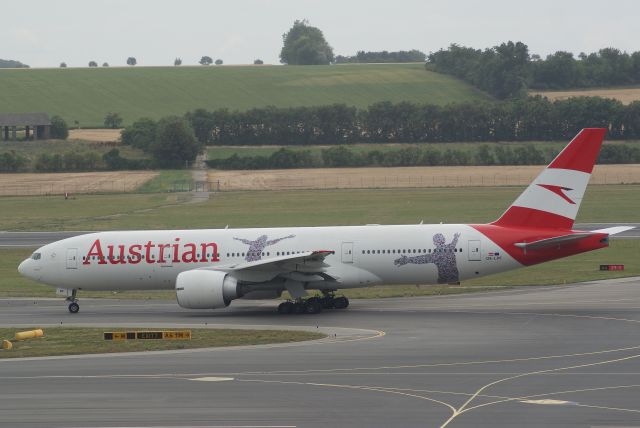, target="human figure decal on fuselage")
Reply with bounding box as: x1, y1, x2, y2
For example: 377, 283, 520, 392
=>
394, 233, 461, 283
233, 234, 295, 261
